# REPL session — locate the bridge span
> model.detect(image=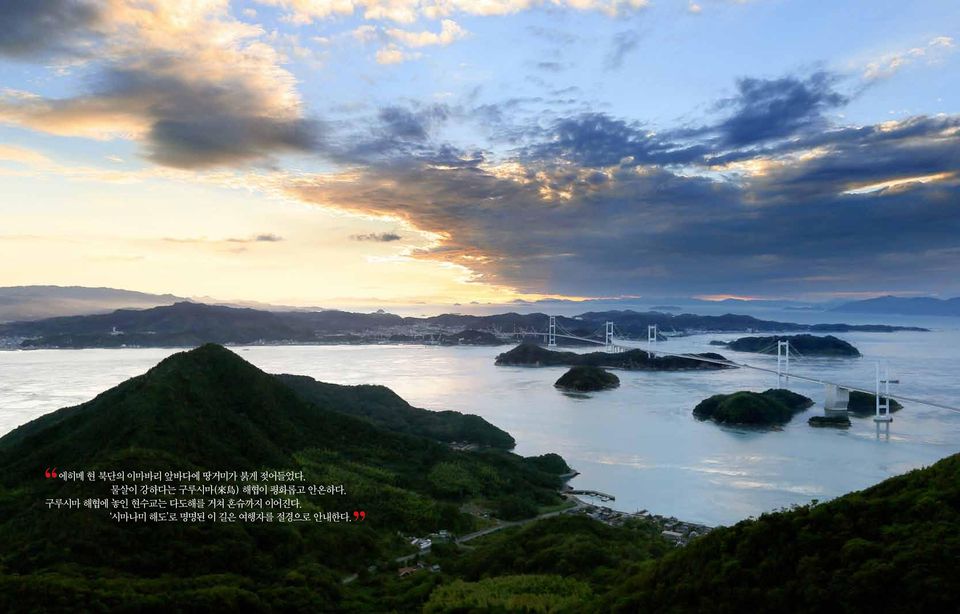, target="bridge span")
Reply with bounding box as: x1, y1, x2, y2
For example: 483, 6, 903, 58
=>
514, 317, 960, 428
